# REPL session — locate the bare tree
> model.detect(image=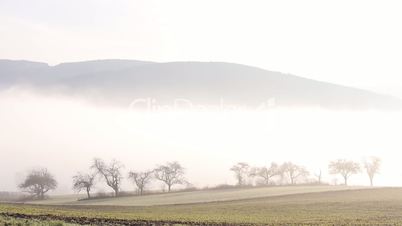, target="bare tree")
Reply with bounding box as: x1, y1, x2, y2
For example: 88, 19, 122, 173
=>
19, 168, 57, 200
281, 162, 309, 185
329, 159, 360, 185
128, 170, 153, 195
363, 156, 381, 186
91, 158, 124, 196
230, 162, 250, 186
154, 162, 186, 192
72, 172, 96, 199
250, 162, 280, 185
